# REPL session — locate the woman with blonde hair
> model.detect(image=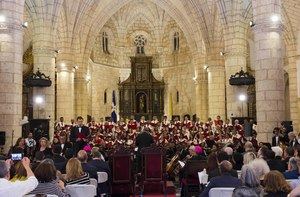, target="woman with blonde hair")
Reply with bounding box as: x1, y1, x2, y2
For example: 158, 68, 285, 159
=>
248, 158, 270, 181
36, 137, 52, 158
65, 158, 90, 185
243, 152, 257, 165
263, 170, 291, 196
